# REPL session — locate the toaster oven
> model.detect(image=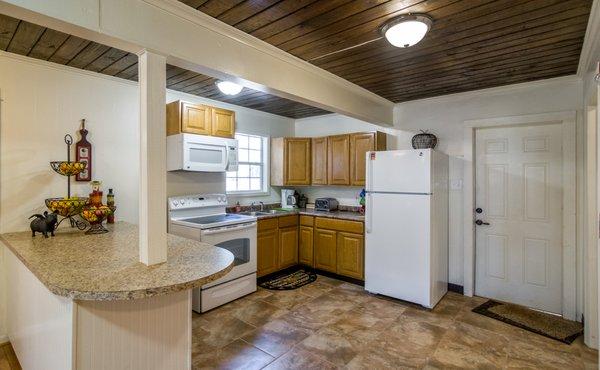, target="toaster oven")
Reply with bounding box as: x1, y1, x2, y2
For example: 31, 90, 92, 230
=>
314, 198, 339, 212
